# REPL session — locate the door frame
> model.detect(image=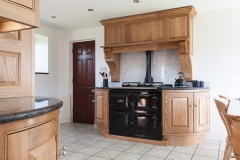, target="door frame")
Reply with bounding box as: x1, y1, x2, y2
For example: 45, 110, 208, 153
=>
69, 38, 96, 122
